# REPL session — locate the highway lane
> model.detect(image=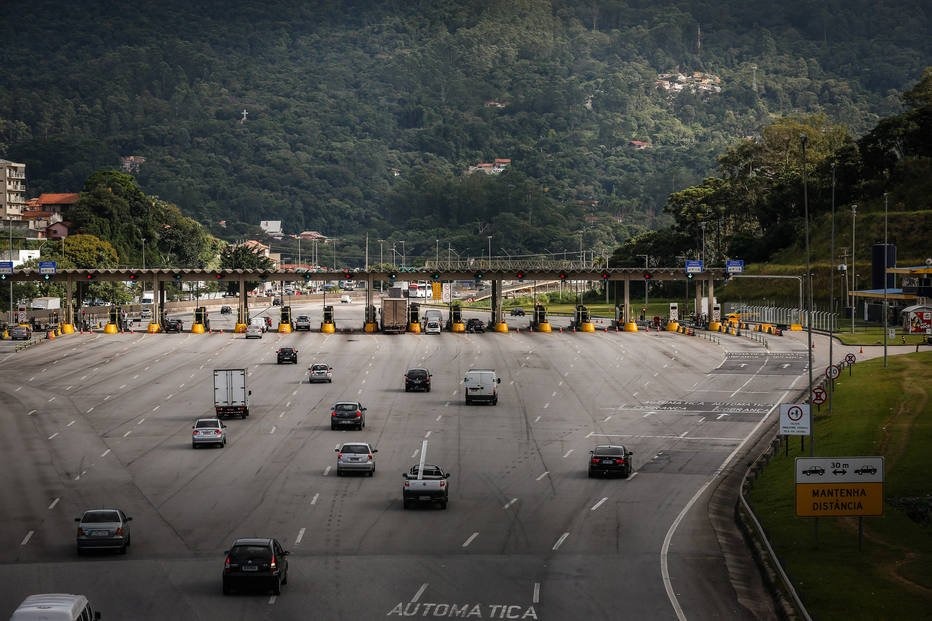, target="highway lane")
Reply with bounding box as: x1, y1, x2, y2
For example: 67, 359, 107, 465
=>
0, 303, 796, 619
